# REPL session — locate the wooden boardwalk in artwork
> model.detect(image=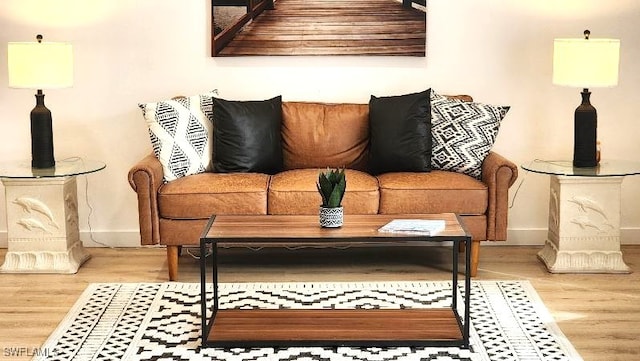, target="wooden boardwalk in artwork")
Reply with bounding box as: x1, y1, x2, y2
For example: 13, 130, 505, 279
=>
217, 0, 426, 56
